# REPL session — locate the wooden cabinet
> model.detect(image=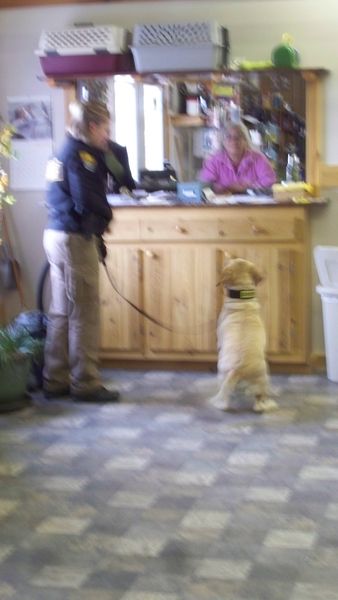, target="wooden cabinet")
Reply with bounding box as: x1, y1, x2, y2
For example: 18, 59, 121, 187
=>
215, 244, 308, 363
100, 245, 143, 358
99, 204, 310, 368
143, 244, 217, 359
